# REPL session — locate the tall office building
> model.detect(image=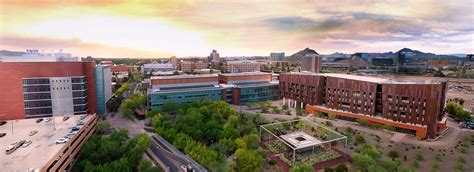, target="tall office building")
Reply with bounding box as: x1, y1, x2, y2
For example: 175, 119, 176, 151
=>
270, 52, 285, 61
0, 62, 98, 120
300, 54, 322, 73
279, 72, 447, 139
209, 49, 220, 62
